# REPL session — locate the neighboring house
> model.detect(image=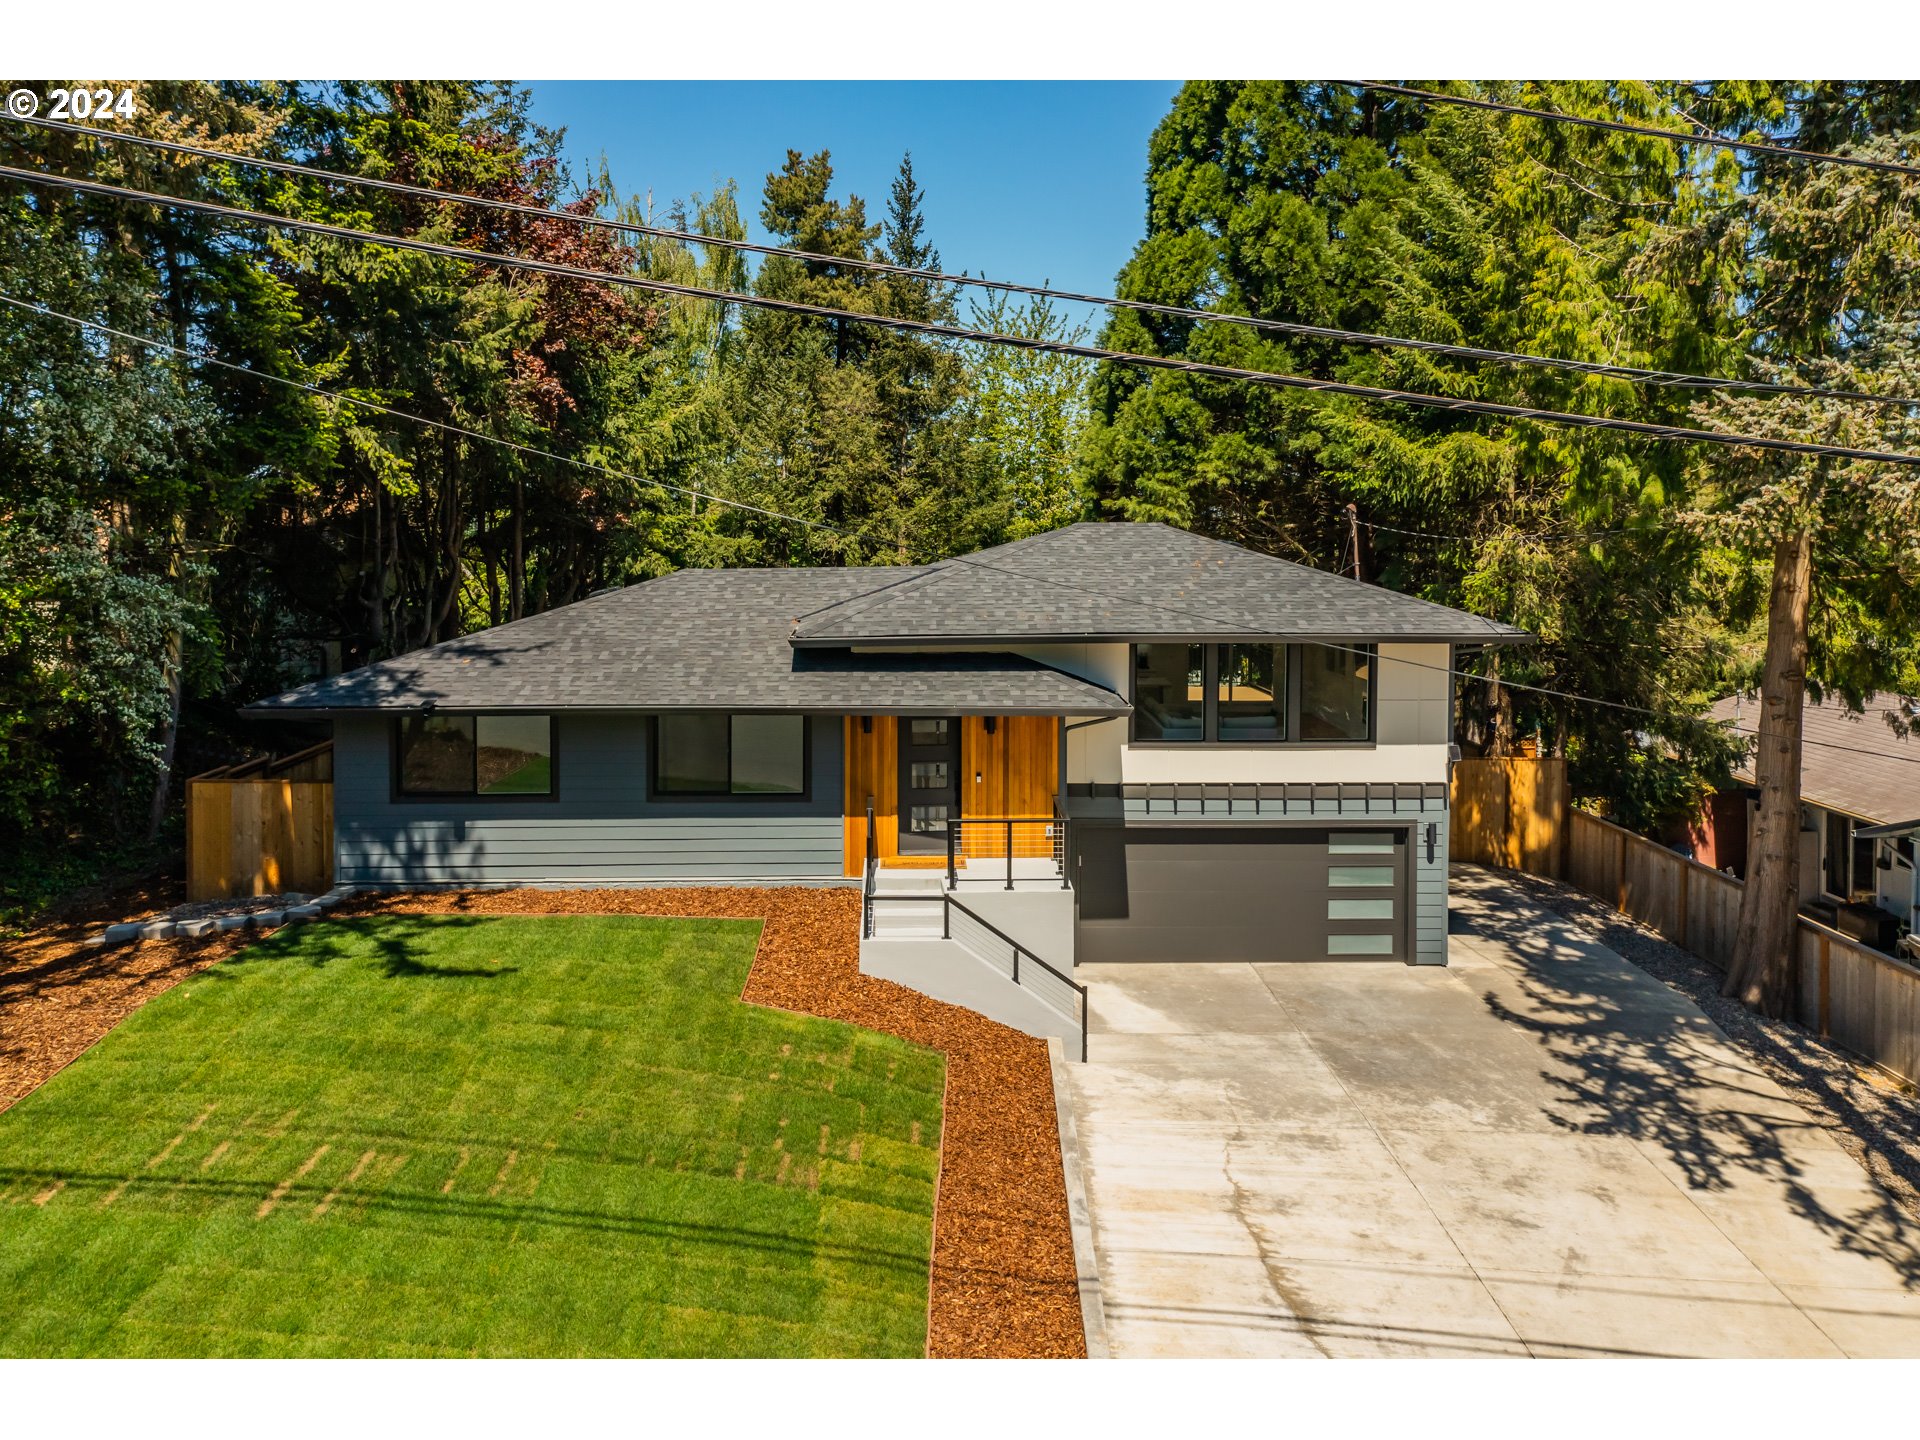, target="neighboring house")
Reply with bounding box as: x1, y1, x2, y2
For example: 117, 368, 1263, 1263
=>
247, 522, 1529, 1047
1706, 691, 1920, 952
